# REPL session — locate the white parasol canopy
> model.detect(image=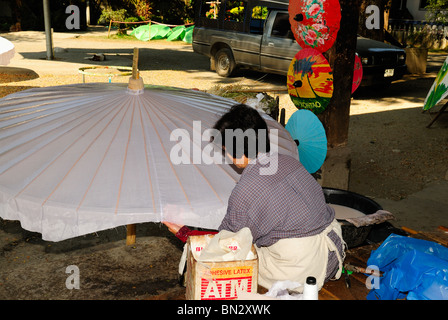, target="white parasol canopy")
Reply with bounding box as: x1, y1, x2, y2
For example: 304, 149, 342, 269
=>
0, 36, 15, 65
0, 81, 298, 241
